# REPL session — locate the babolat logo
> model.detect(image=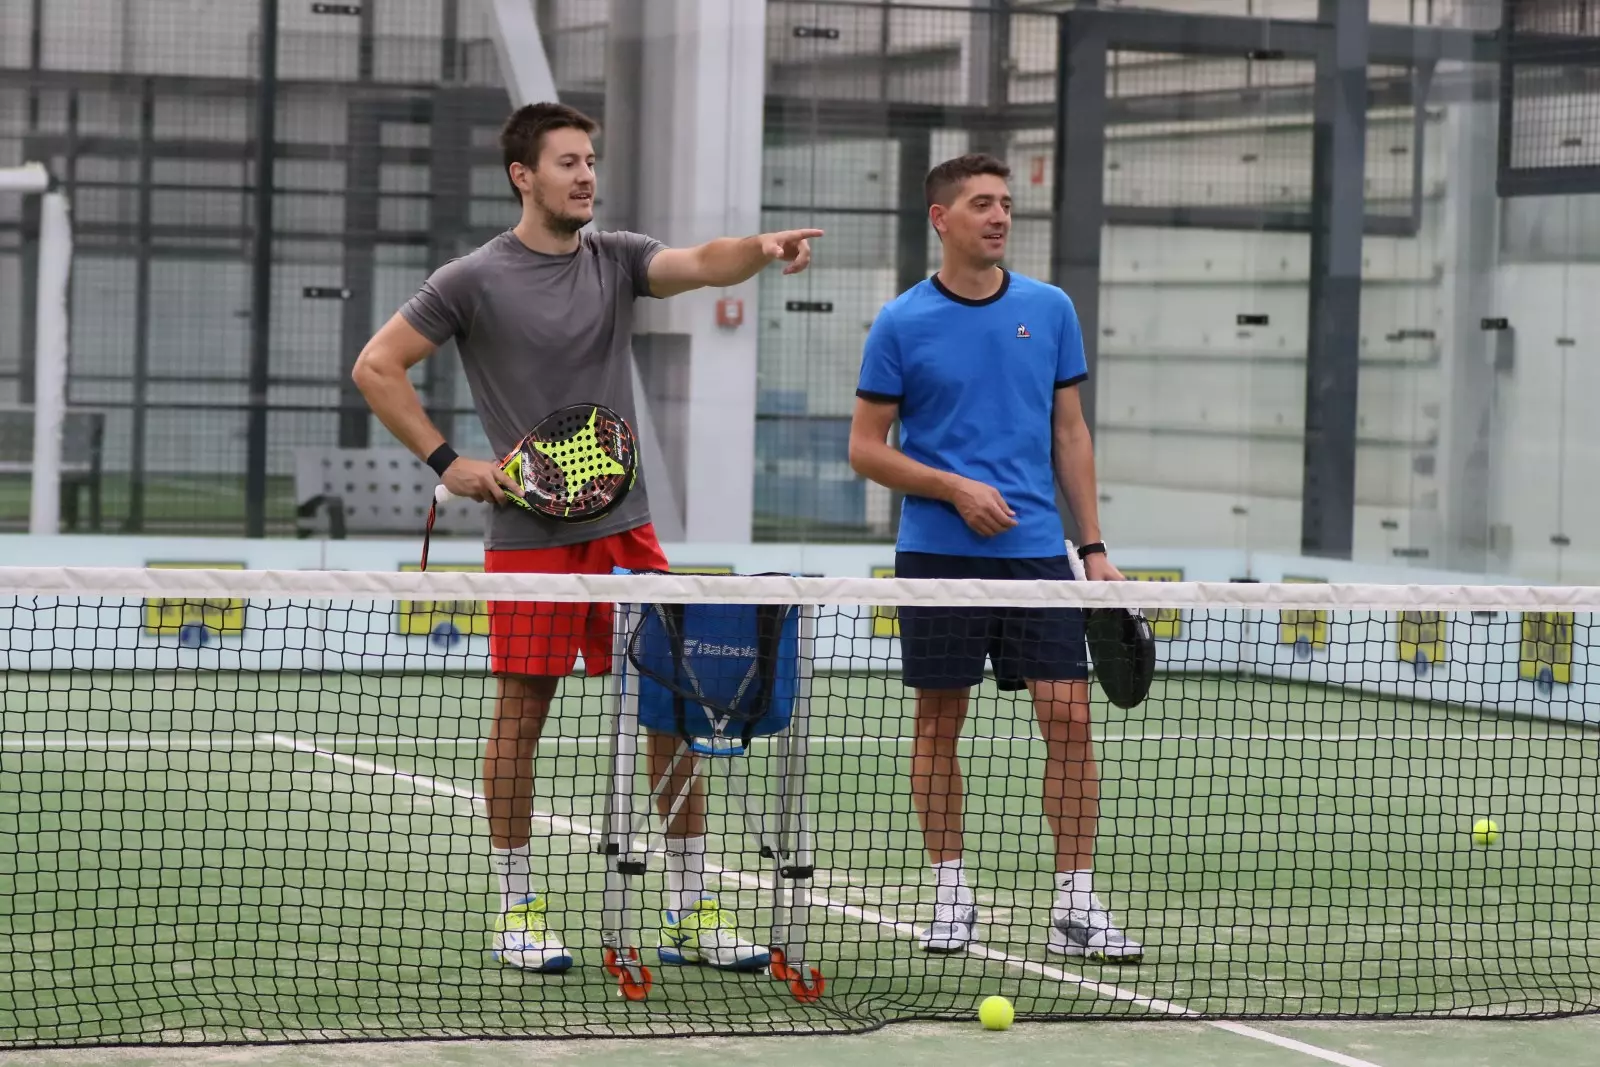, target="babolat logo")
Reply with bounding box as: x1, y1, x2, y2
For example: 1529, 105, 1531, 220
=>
684, 638, 758, 657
